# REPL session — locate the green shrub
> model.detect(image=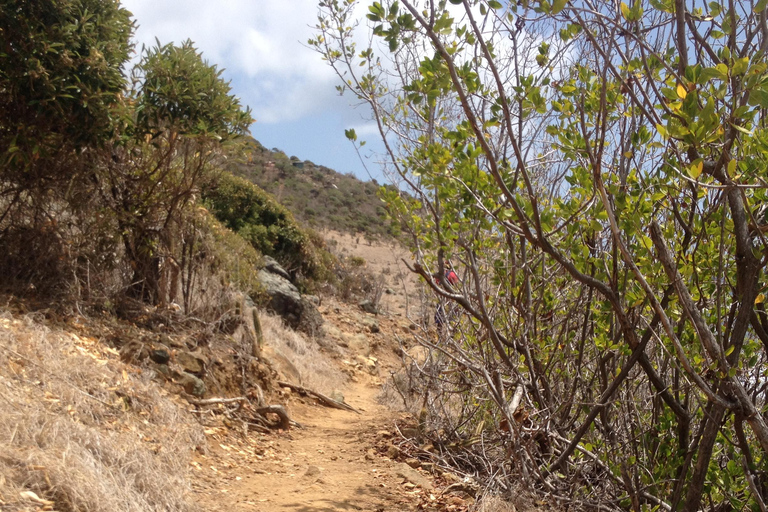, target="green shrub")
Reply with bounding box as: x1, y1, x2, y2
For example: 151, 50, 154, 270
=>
203, 172, 332, 286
